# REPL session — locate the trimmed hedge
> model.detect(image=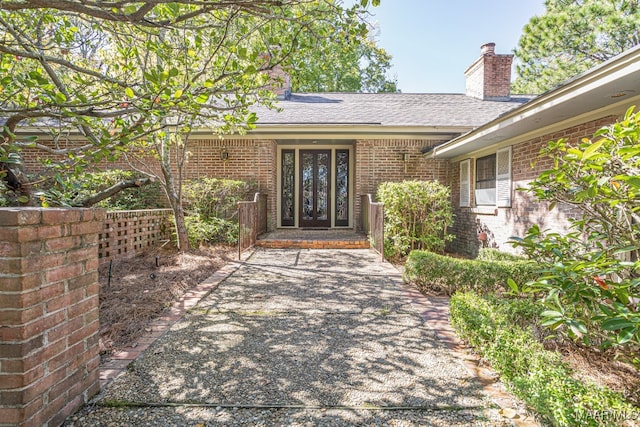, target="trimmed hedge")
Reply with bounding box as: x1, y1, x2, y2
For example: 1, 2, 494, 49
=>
475, 248, 527, 262
450, 292, 638, 426
403, 249, 539, 295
